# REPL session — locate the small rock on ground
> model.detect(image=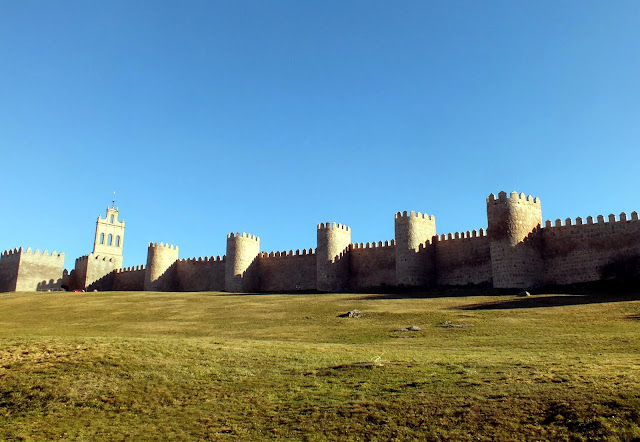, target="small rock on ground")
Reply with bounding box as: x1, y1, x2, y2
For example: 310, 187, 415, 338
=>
438, 320, 473, 328
393, 325, 422, 332
338, 309, 362, 318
